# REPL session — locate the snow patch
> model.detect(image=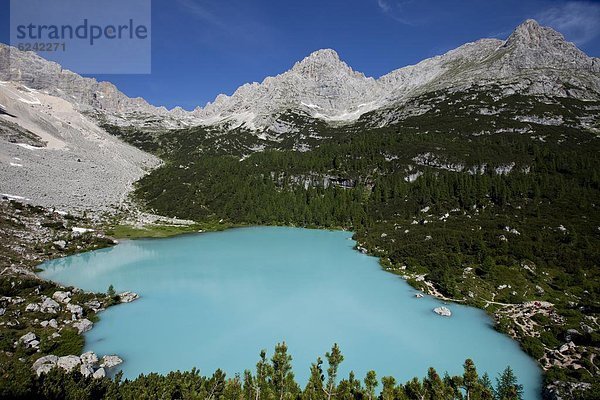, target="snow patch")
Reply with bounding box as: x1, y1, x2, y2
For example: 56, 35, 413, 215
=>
1, 193, 30, 201
18, 96, 41, 105
72, 227, 95, 234
301, 102, 322, 110
15, 143, 43, 150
